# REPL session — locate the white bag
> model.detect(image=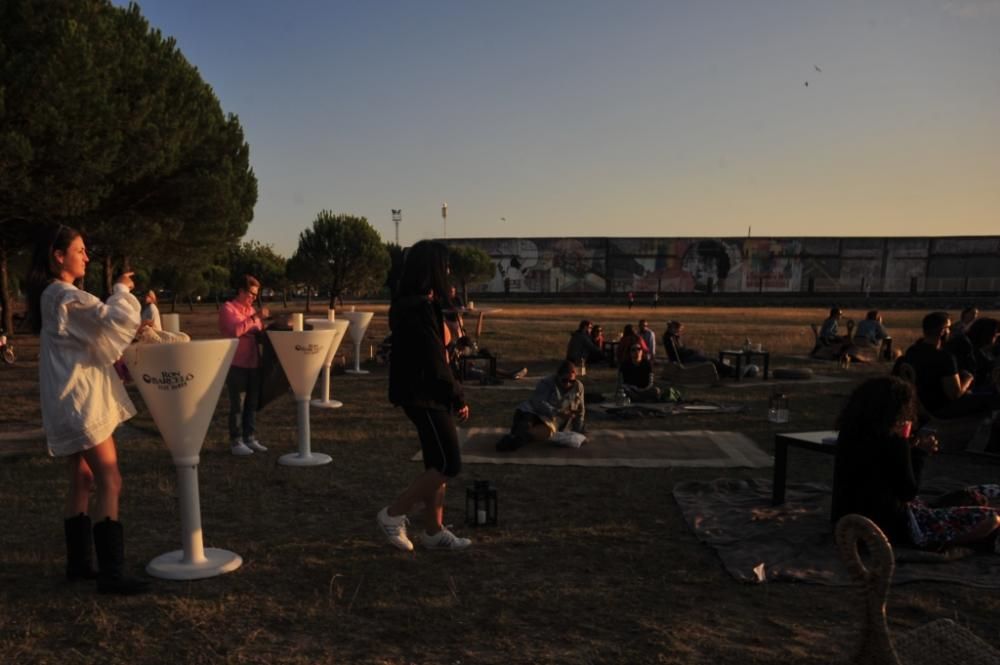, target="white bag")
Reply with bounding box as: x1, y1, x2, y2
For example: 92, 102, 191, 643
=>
550, 431, 586, 448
